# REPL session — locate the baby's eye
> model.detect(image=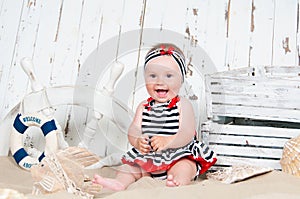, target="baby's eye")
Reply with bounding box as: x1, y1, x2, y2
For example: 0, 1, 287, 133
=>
150, 74, 156, 78
166, 74, 173, 78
